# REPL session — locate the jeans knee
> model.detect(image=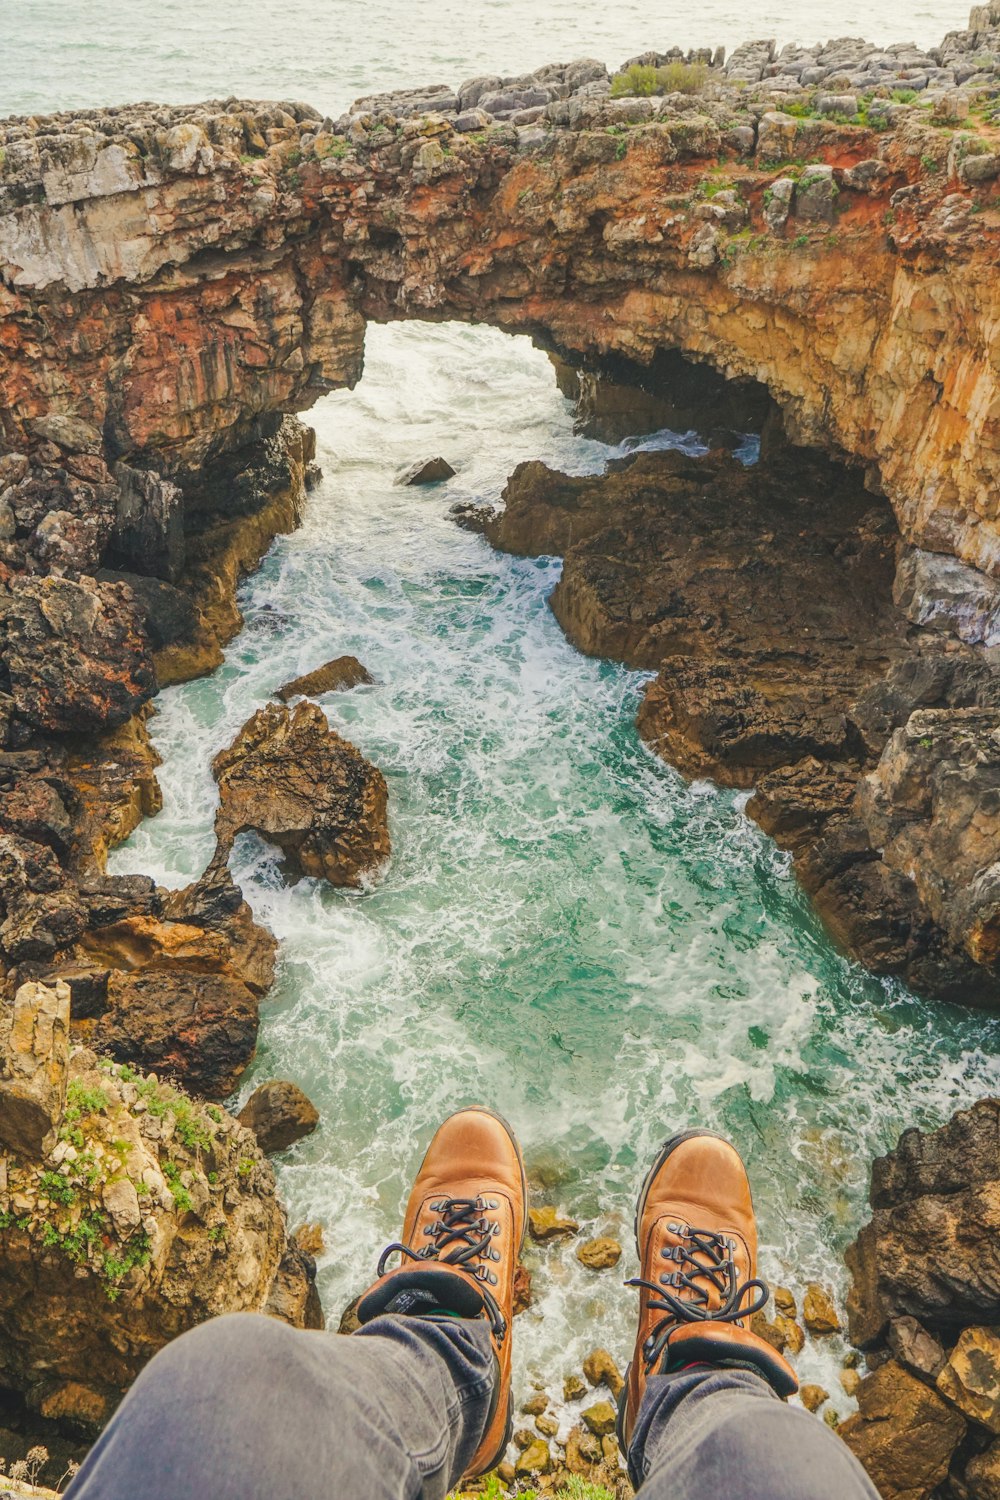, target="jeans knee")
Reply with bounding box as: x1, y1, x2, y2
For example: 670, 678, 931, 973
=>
137, 1314, 293, 1399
